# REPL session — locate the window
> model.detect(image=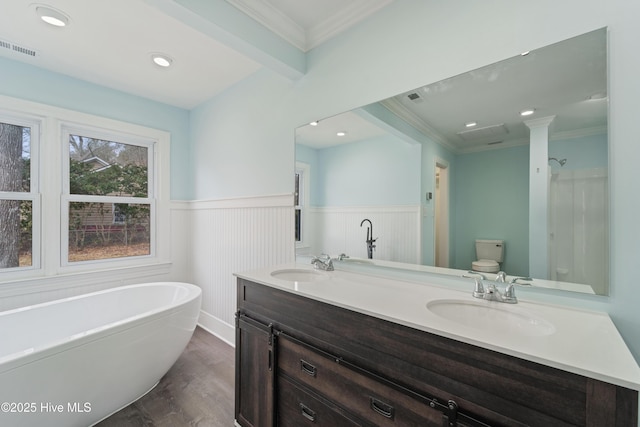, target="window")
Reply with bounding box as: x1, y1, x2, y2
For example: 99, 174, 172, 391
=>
295, 162, 310, 248
63, 128, 154, 263
294, 171, 301, 242
0, 96, 170, 282
0, 115, 40, 271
